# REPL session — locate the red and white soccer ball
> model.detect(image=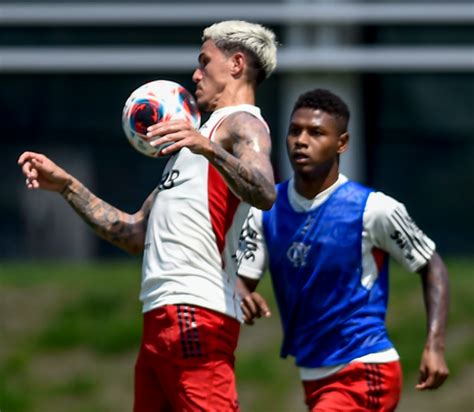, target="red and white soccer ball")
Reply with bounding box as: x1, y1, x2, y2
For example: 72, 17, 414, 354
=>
122, 80, 201, 157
